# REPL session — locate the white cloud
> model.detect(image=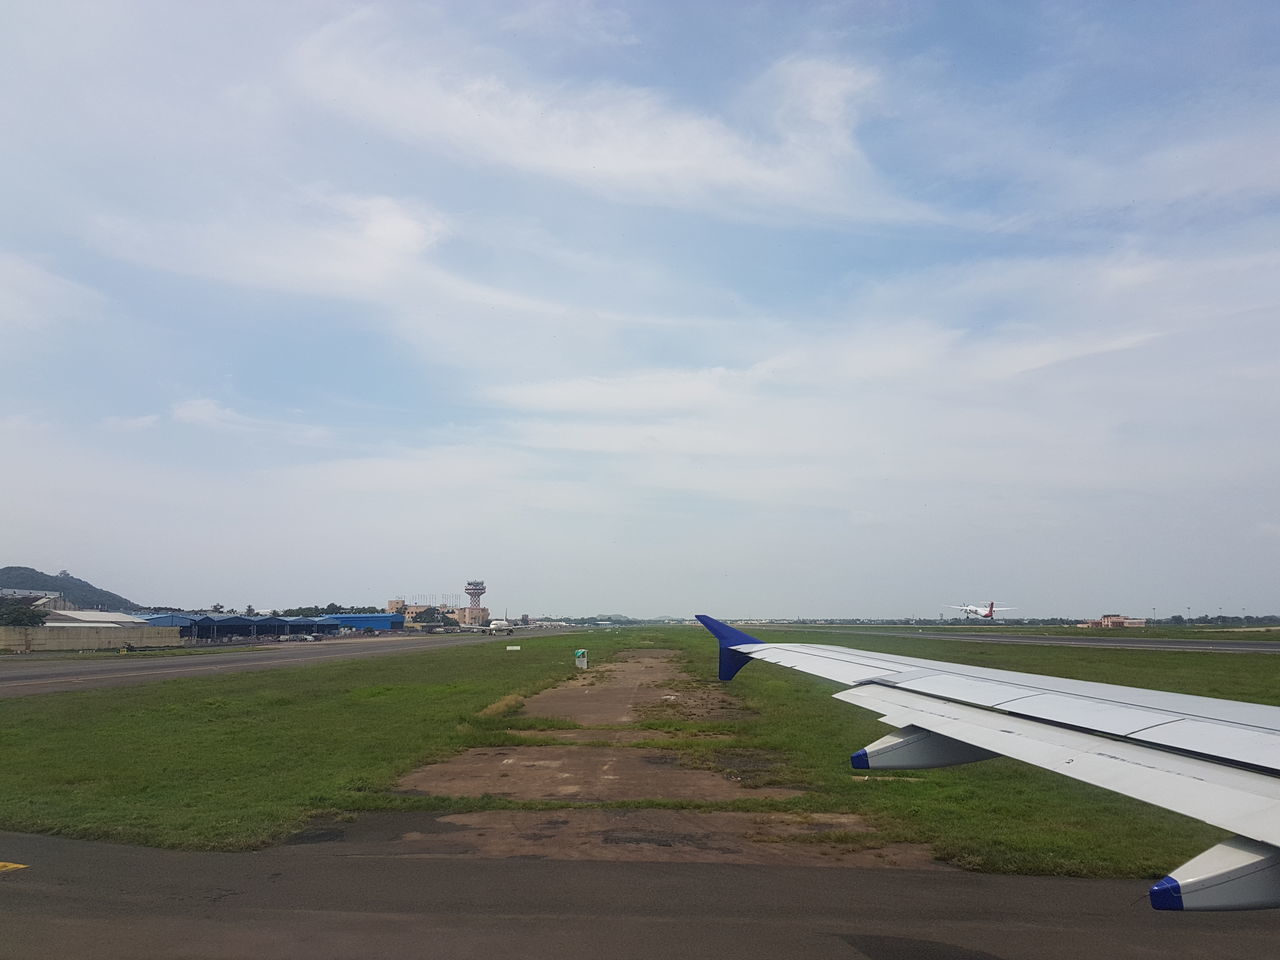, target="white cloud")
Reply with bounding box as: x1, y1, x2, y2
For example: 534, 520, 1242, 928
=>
499, 0, 637, 47
0, 255, 102, 334
288, 12, 922, 220
486, 367, 746, 415
102, 414, 161, 432
91, 191, 447, 301
483, 243, 1280, 520
86, 183, 768, 377
171, 399, 332, 445
884, 61, 1280, 226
